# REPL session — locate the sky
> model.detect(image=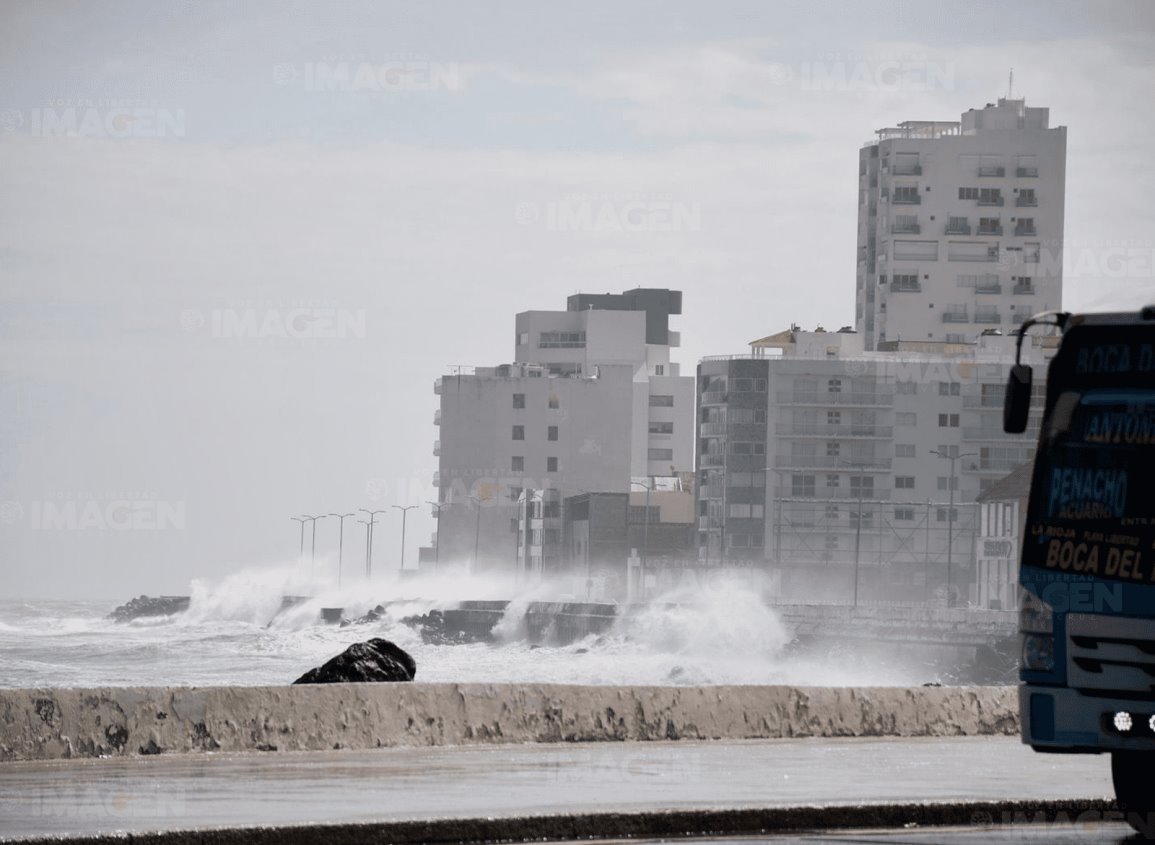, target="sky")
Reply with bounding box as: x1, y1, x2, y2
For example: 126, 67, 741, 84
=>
1, 0, 1154, 599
